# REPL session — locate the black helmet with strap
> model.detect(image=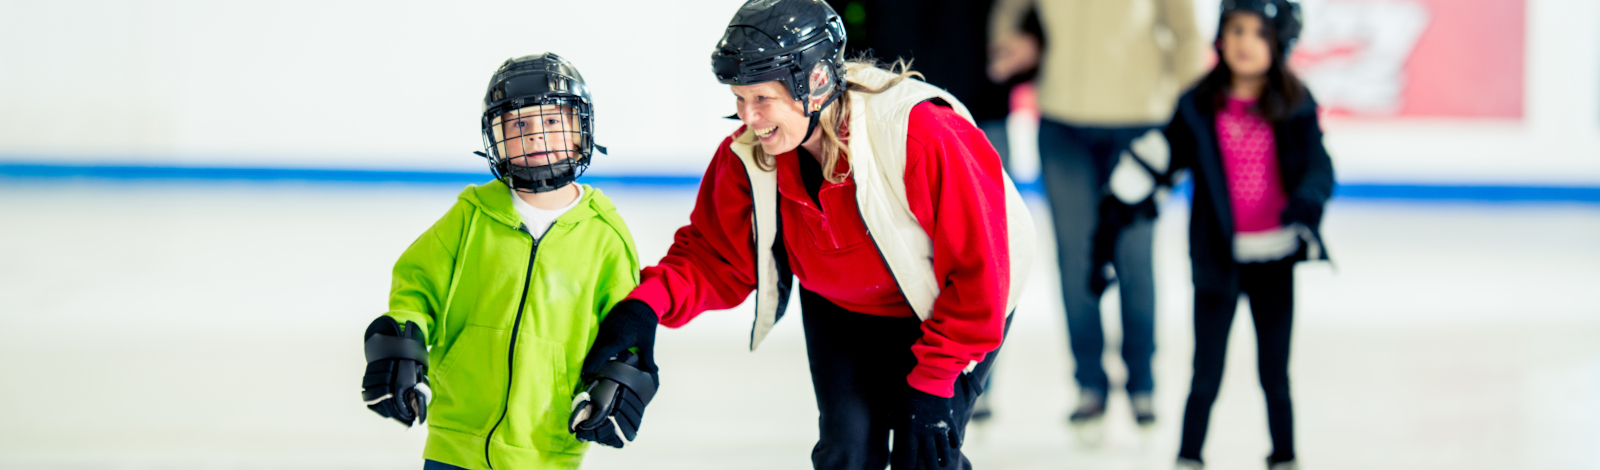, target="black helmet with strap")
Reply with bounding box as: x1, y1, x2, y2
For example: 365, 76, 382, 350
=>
711, 0, 847, 143
1220, 0, 1304, 59
477, 53, 606, 193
